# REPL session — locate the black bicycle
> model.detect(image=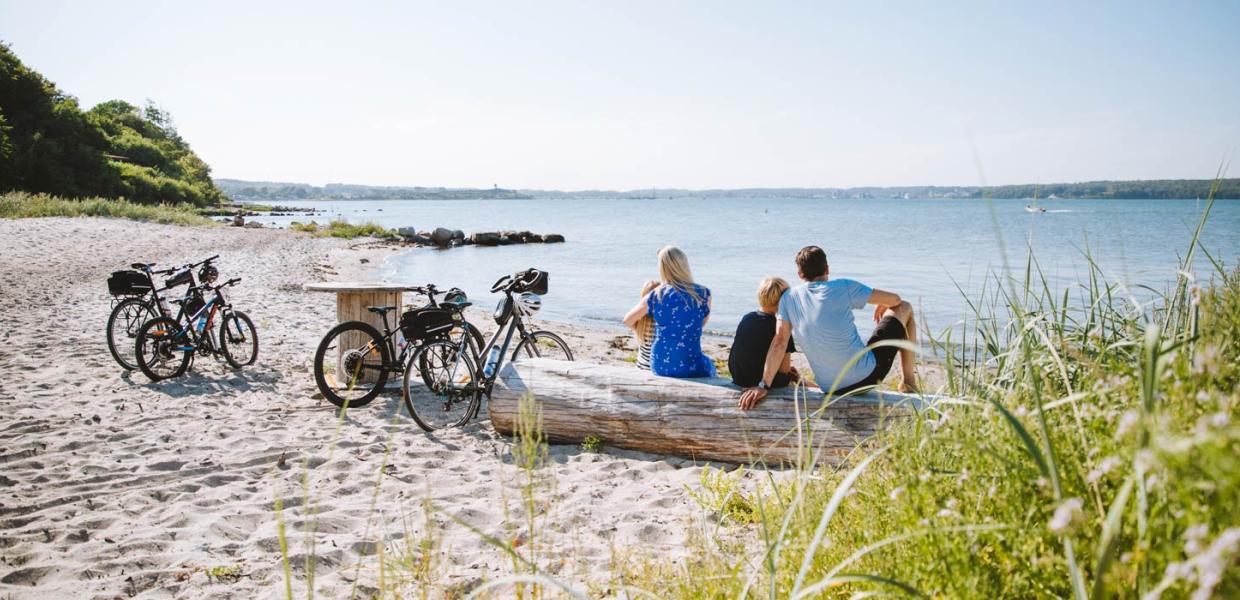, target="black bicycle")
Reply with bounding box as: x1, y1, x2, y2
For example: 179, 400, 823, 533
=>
134, 277, 258, 381
105, 256, 216, 371
312, 284, 485, 409
403, 268, 573, 431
